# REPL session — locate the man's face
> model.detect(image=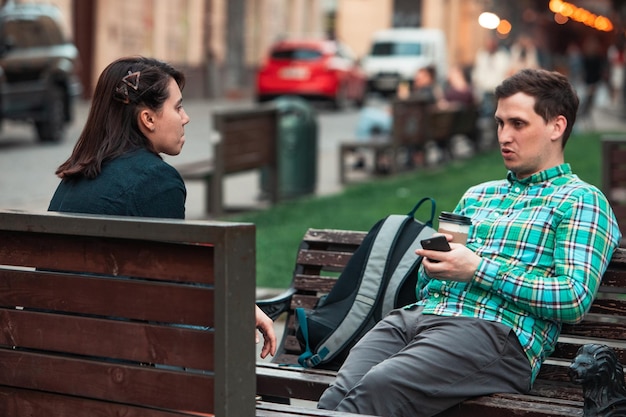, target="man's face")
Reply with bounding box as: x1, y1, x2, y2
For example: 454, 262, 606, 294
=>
494, 92, 565, 179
